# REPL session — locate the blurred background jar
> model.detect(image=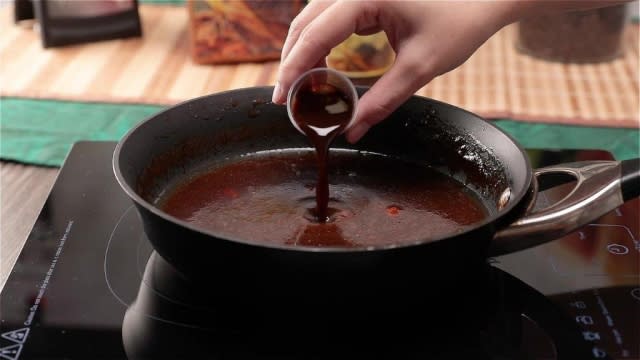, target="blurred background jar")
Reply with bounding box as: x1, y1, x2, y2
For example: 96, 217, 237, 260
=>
188, 0, 302, 64
326, 32, 395, 83
515, 4, 628, 63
